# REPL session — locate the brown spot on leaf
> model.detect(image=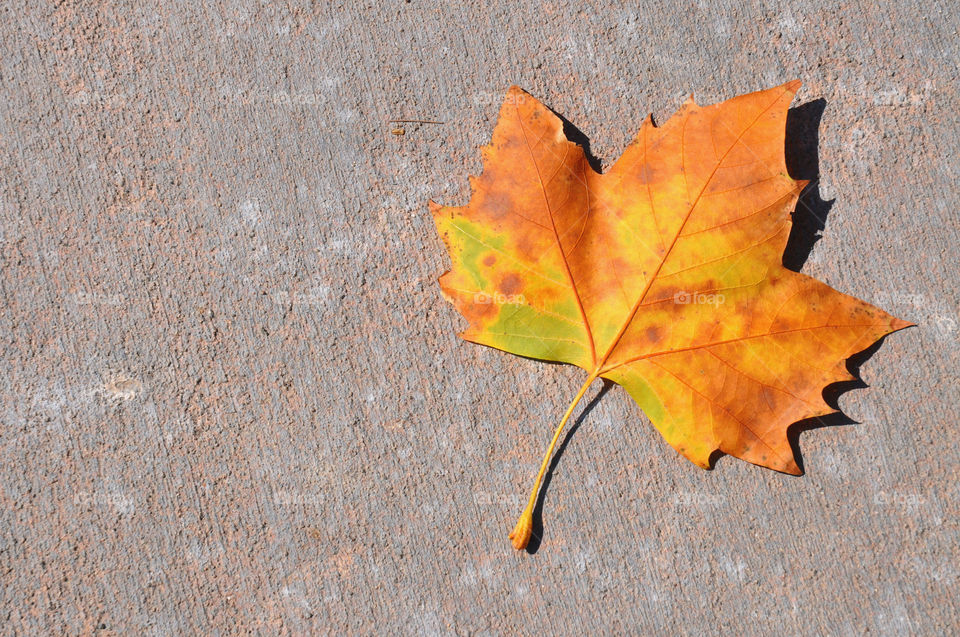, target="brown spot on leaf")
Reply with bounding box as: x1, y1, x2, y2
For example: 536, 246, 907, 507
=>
500, 273, 522, 295
481, 190, 513, 220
